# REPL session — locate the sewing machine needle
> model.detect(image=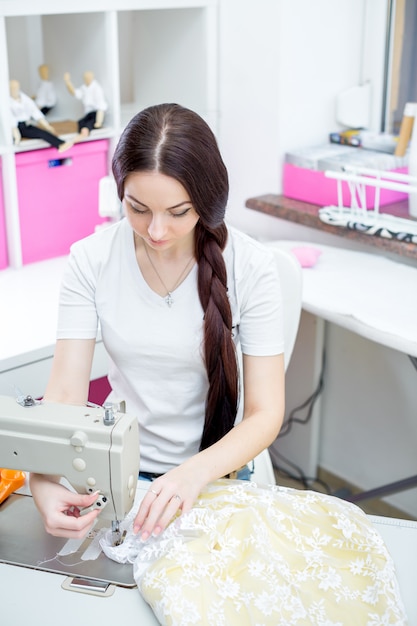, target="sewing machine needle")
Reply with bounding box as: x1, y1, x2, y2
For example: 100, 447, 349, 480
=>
111, 520, 122, 546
